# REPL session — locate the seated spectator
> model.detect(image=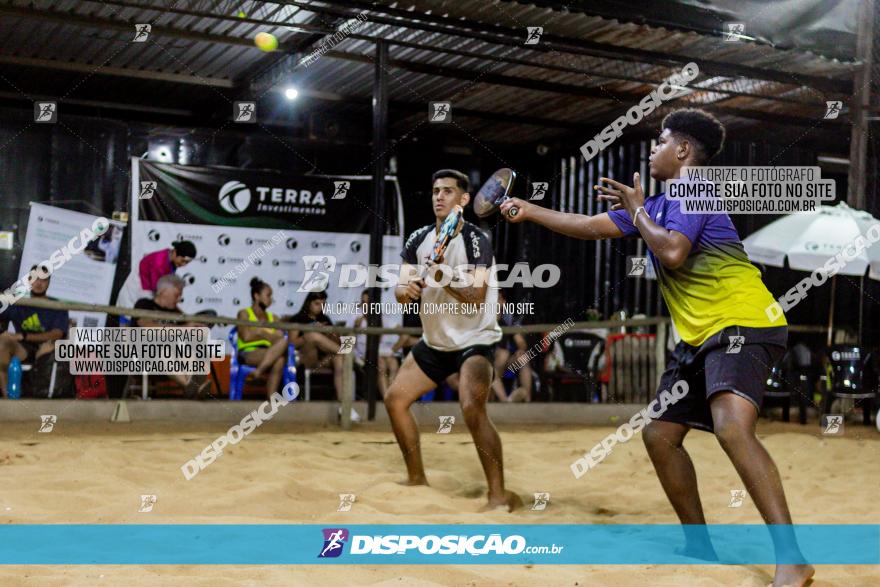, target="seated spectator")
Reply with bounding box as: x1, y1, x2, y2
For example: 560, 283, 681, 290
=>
0, 265, 68, 397
236, 277, 287, 398
287, 290, 358, 421
492, 291, 532, 402
133, 274, 208, 397
117, 240, 197, 308
352, 289, 399, 398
